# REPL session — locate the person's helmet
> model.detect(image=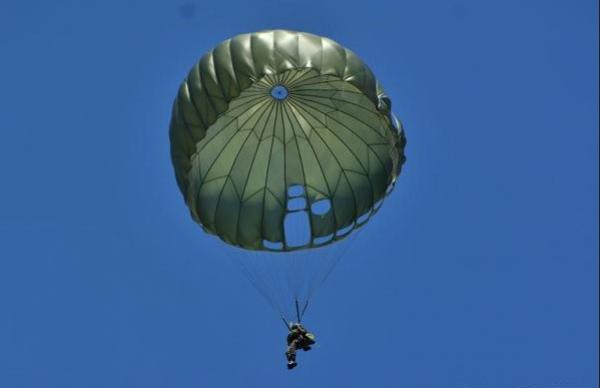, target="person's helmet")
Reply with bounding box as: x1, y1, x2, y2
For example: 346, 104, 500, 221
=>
290, 323, 301, 330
